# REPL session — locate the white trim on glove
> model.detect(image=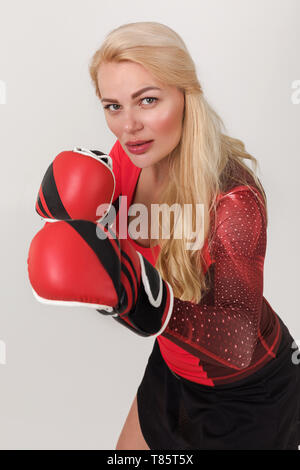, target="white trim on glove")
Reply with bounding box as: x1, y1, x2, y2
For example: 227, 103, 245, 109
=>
136, 252, 174, 338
